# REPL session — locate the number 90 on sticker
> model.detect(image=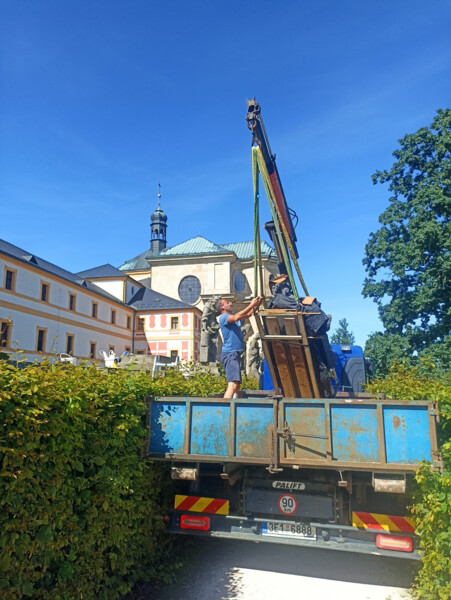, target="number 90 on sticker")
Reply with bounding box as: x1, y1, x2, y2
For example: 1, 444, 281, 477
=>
278, 494, 298, 515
